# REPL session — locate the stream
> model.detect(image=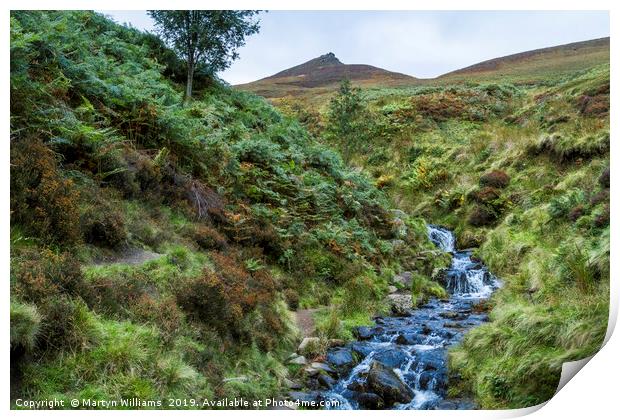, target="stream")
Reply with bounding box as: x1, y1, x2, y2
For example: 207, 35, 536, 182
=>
303, 225, 500, 410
